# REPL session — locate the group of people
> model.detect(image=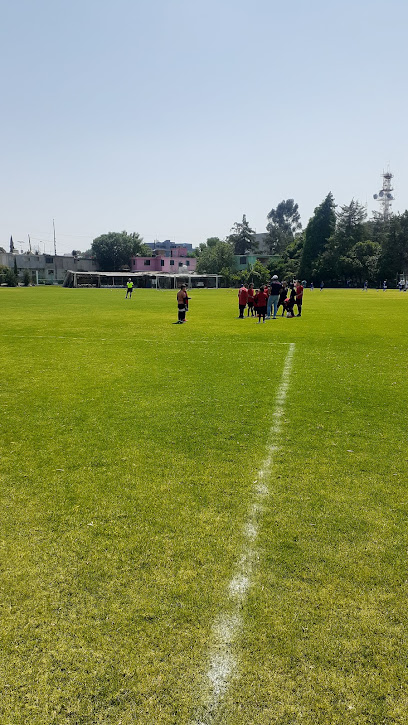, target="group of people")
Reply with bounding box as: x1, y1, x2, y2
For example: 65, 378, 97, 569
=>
238, 277, 303, 322
172, 280, 303, 325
